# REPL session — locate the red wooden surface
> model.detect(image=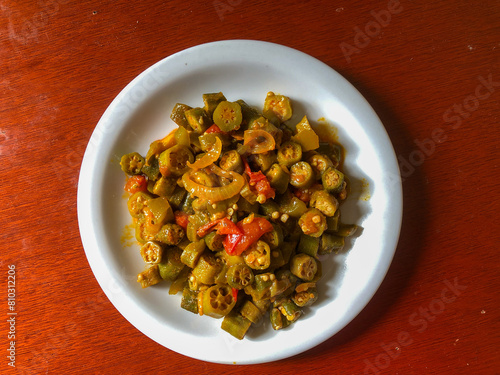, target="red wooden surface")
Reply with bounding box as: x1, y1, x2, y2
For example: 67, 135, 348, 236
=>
1, 1, 499, 374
